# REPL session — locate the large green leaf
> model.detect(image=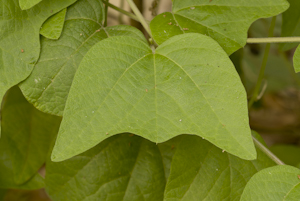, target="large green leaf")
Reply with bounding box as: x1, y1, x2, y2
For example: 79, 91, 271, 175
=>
150, 0, 289, 55
0, 86, 61, 188
0, 0, 77, 104
19, 0, 42, 10
241, 165, 300, 200
164, 133, 275, 201
46, 134, 181, 201
20, 0, 147, 116
280, 0, 300, 51
51, 33, 256, 162
40, 8, 67, 40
